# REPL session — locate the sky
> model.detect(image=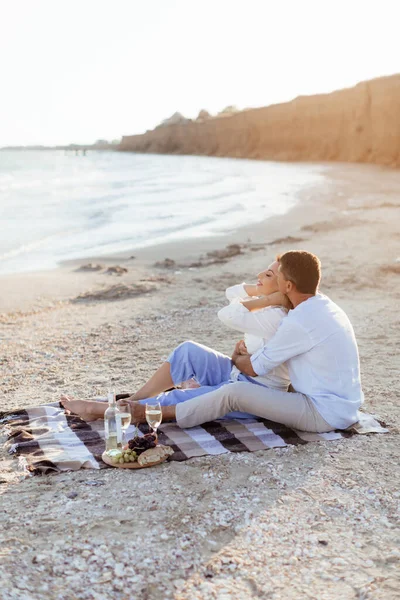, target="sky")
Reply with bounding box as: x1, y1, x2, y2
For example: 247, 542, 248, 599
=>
0, 0, 399, 146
